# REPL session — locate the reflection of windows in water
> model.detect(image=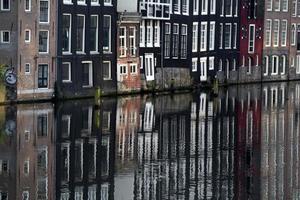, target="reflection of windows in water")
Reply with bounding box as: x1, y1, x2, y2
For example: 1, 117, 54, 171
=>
82, 107, 92, 133
74, 141, 83, 180
60, 193, 69, 200
101, 137, 110, 176
22, 191, 29, 200
75, 187, 83, 200
271, 87, 278, 108
88, 185, 97, 200
0, 160, 9, 174
101, 184, 109, 200
0, 192, 8, 200
102, 112, 111, 131
61, 143, 70, 182
37, 147, 48, 174
61, 115, 71, 138
37, 177, 48, 199
88, 139, 97, 179
144, 102, 154, 131
37, 114, 48, 137
23, 159, 30, 176
129, 111, 137, 124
